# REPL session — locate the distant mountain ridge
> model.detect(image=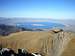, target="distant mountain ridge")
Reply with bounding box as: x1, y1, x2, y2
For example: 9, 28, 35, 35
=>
0, 24, 45, 36
0, 24, 21, 36
0, 17, 75, 33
